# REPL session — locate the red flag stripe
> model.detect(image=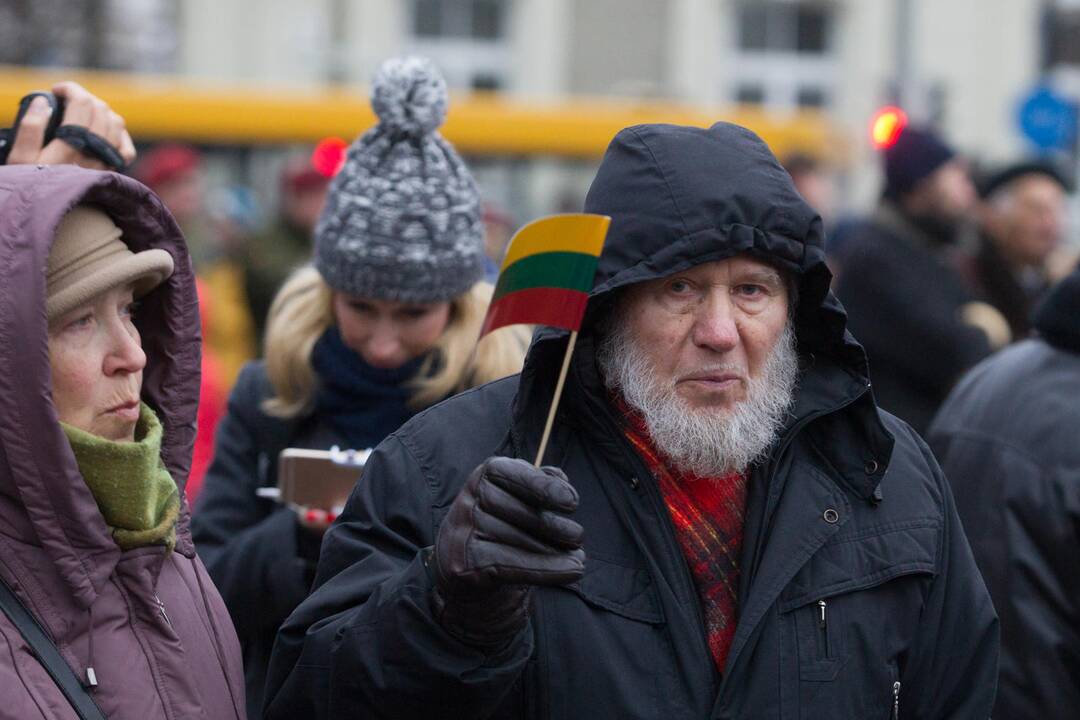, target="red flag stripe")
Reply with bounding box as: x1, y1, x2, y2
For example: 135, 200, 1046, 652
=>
480, 286, 589, 337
